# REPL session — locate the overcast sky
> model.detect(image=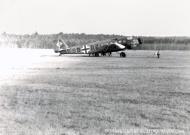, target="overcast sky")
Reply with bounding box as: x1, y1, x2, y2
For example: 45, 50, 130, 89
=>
0, 0, 190, 36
